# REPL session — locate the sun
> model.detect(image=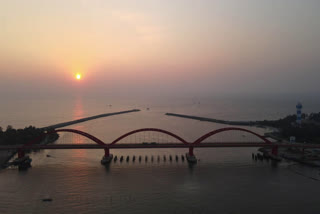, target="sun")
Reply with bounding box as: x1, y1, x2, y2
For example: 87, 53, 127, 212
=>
76, 73, 81, 80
